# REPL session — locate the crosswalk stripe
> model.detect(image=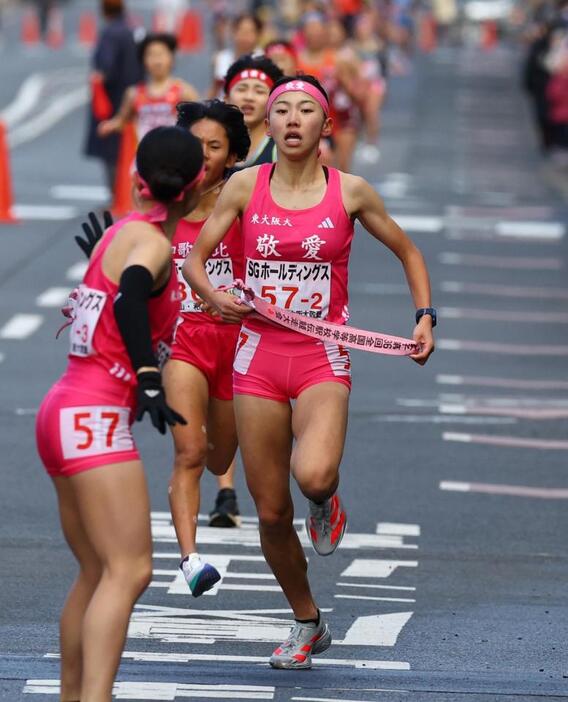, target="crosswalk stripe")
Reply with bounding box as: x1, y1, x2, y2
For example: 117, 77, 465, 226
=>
36, 287, 72, 307
66, 261, 88, 281
0, 314, 43, 339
